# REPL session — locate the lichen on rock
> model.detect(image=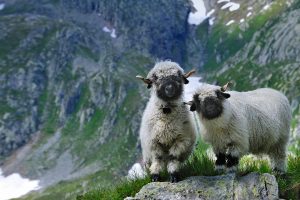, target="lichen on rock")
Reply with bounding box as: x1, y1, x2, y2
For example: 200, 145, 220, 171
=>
125, 172, 278, 200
